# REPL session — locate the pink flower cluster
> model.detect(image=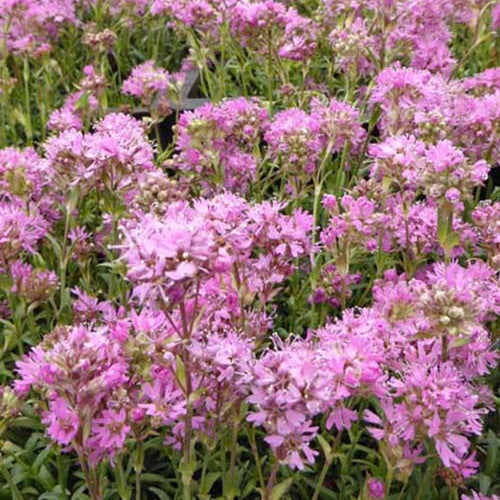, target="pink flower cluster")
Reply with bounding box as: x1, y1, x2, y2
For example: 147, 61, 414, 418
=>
119, 193, 313, 309
151, 0, 232, 34
321, 0, 487, 75
170, 98, 268, 192
370, 64, 500, 163
369, 135, 489, 209
15, 324, 132, 464
172, 96, 366, 194
247, 259, 498, 472
48, 66, 106, 132
122, 60, 185, 116
0, 0, 78, 55
265, 97, 365, 178
229, 1, 318, 61
9, 260, 58, 303
0, 201, 48, 267
247, 329, 383, 469
45, 112, 154, 195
